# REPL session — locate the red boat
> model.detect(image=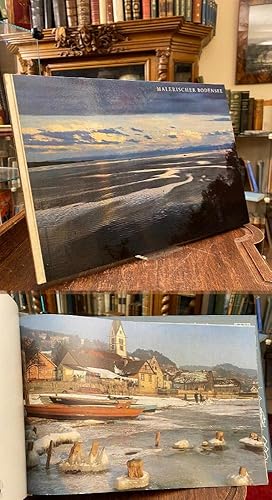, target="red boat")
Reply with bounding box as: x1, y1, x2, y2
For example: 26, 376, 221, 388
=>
26, 404, 143, 420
